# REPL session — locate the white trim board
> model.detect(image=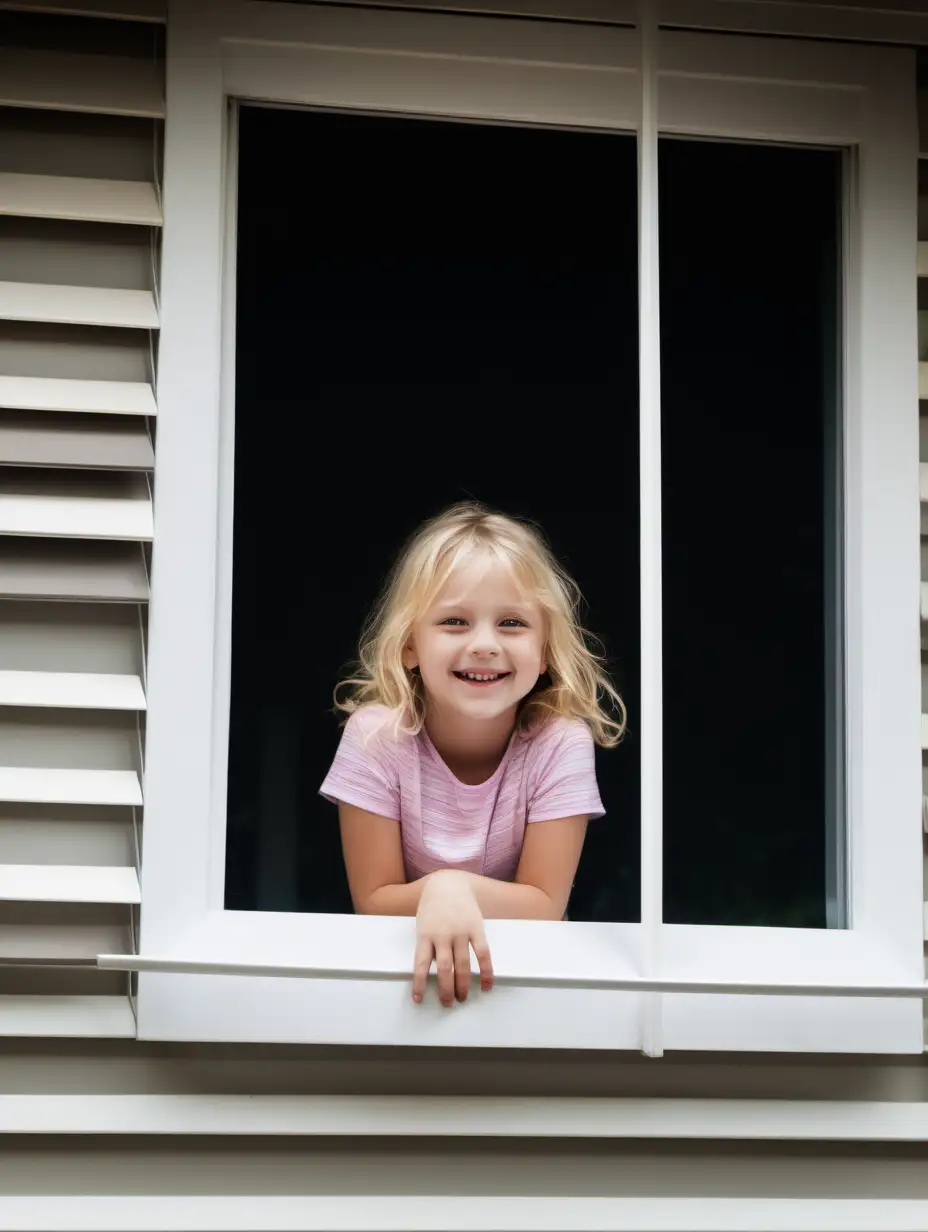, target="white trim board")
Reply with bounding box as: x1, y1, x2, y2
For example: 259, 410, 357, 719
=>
2, 1094, 928, 1141
3, 1196, 928, 1232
